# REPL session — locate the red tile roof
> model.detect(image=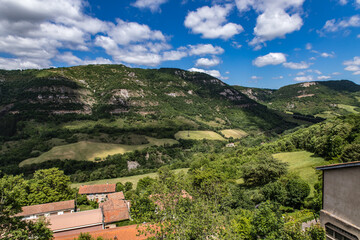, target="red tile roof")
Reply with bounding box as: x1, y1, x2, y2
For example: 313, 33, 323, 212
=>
107, 191, 125, 200
48, 209, 103, 232
16, 200, 75, 217
78, 183, 116, 195
55, 224, 151, 240
99, 192, 130, 223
